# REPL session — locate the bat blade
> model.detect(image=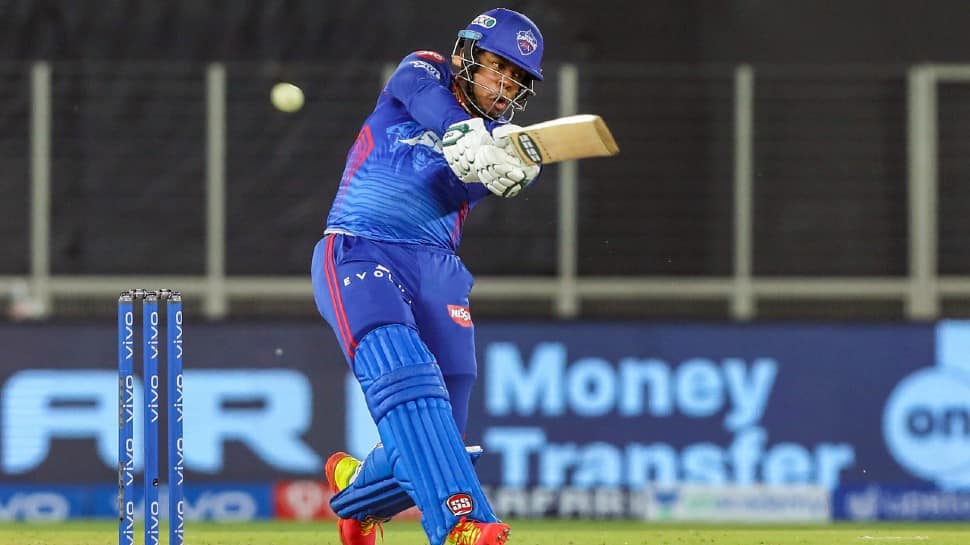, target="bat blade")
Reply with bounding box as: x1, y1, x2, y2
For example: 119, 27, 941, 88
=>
505, 114, 620, 166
